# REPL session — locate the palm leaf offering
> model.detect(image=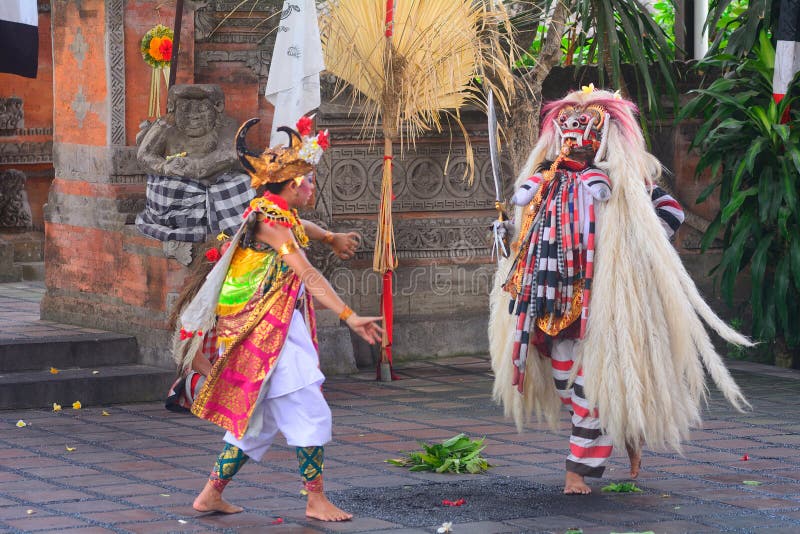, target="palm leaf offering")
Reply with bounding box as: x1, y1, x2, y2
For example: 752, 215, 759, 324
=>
387, 433, 491, 474
601, 482, 643, 493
